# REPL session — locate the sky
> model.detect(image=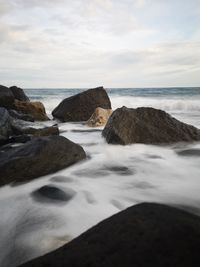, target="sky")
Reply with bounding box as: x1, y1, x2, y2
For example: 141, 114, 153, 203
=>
0, 0, 200, 88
